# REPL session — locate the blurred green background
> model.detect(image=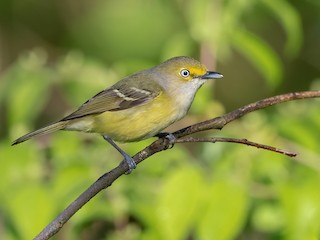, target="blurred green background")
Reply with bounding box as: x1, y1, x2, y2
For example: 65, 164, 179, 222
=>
1, 0, 320, 239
